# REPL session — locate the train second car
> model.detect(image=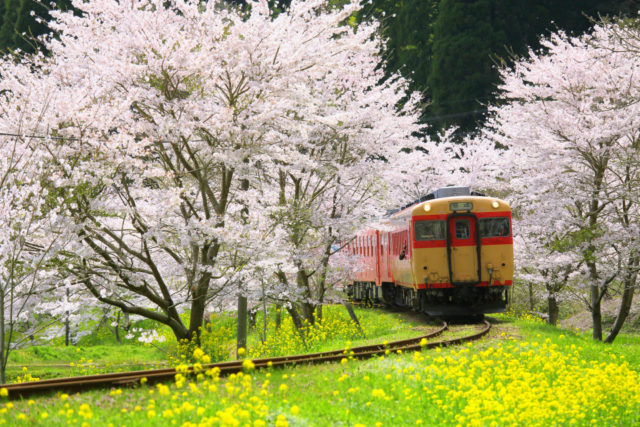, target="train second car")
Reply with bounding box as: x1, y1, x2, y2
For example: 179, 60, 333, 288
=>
346, 187, 513, 316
